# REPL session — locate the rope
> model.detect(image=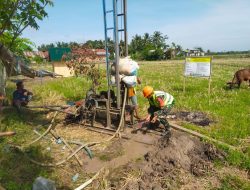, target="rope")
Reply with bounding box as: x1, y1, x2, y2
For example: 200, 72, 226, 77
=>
74, 168, 104, 190
13, 88, 128, 167
22, 111, 58, 148
74, 88, 128, 189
